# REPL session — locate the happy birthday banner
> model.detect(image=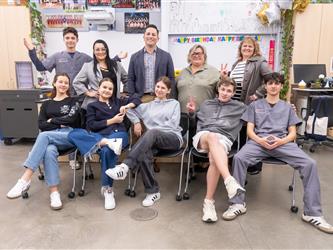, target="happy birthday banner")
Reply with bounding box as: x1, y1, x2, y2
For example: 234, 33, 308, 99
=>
172, 35, 262, 44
